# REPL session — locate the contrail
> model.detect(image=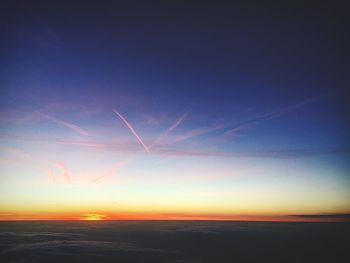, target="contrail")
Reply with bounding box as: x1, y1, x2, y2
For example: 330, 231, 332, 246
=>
55, 163, 71, 184
37, 112, 90, 136
113, 109, 149, 152
222, 93, 333, 140
62, 165, 71, 184
154, 147, 350, 159
48, 168, 55, 182
0, 146, 33, 161
91, 159, 130, 183
173, 93, 334, 143
148, 111, 188, 150
174, 122, 229, 143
